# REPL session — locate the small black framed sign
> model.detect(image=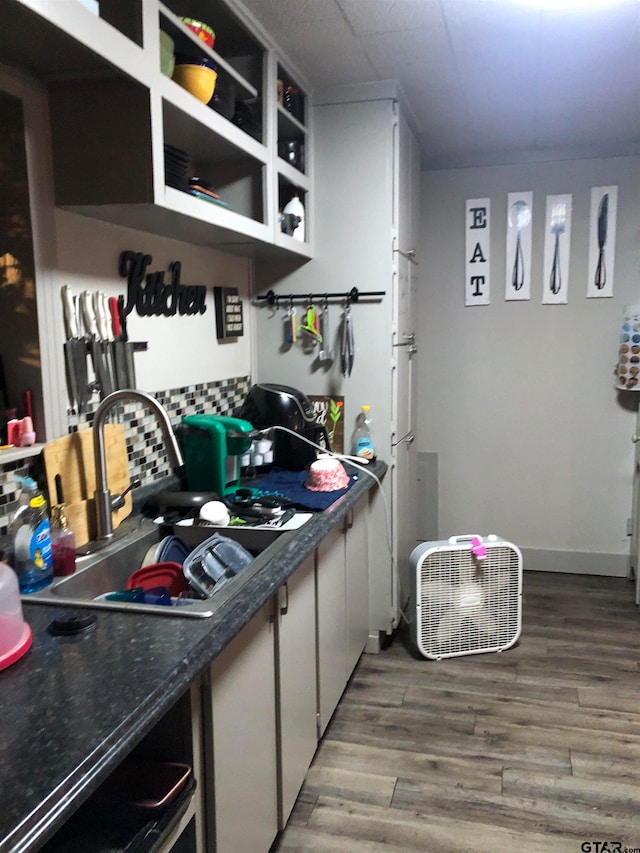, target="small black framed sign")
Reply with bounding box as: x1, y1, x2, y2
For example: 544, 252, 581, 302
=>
213, 287, 244, 339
